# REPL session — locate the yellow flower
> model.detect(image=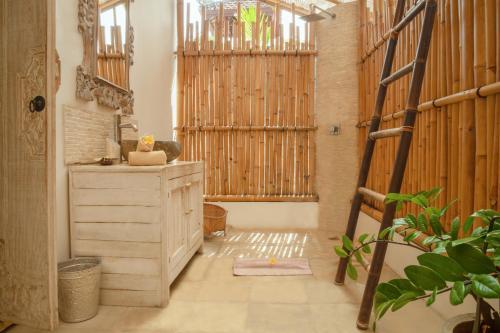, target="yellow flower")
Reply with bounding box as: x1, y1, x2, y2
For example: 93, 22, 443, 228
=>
142, 135, 154, 145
